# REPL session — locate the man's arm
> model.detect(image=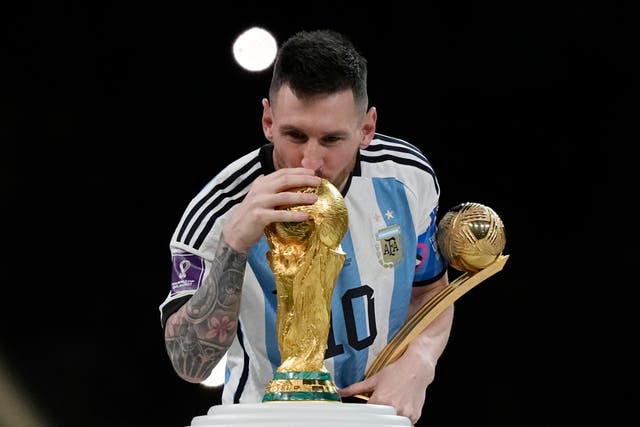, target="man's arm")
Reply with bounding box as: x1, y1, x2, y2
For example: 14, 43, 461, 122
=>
338, 273, 453, 425
164, 236, 247, 383
163, 168, 322, 383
